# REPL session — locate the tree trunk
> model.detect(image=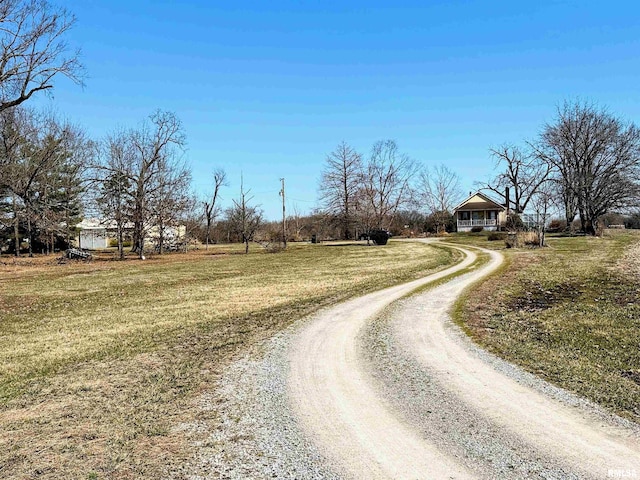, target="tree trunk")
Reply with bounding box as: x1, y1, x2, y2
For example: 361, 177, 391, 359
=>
13, 195, 20, 257
158, 220, 164, 255
27, 213, 33, 258
584, 220, 596, 236
65, 211, 71, 249
579, 208, 586, 233
205, 219, 211, 250
564, 210, 575, 232
117, 222, 124, 259
244, 236, 249, 254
